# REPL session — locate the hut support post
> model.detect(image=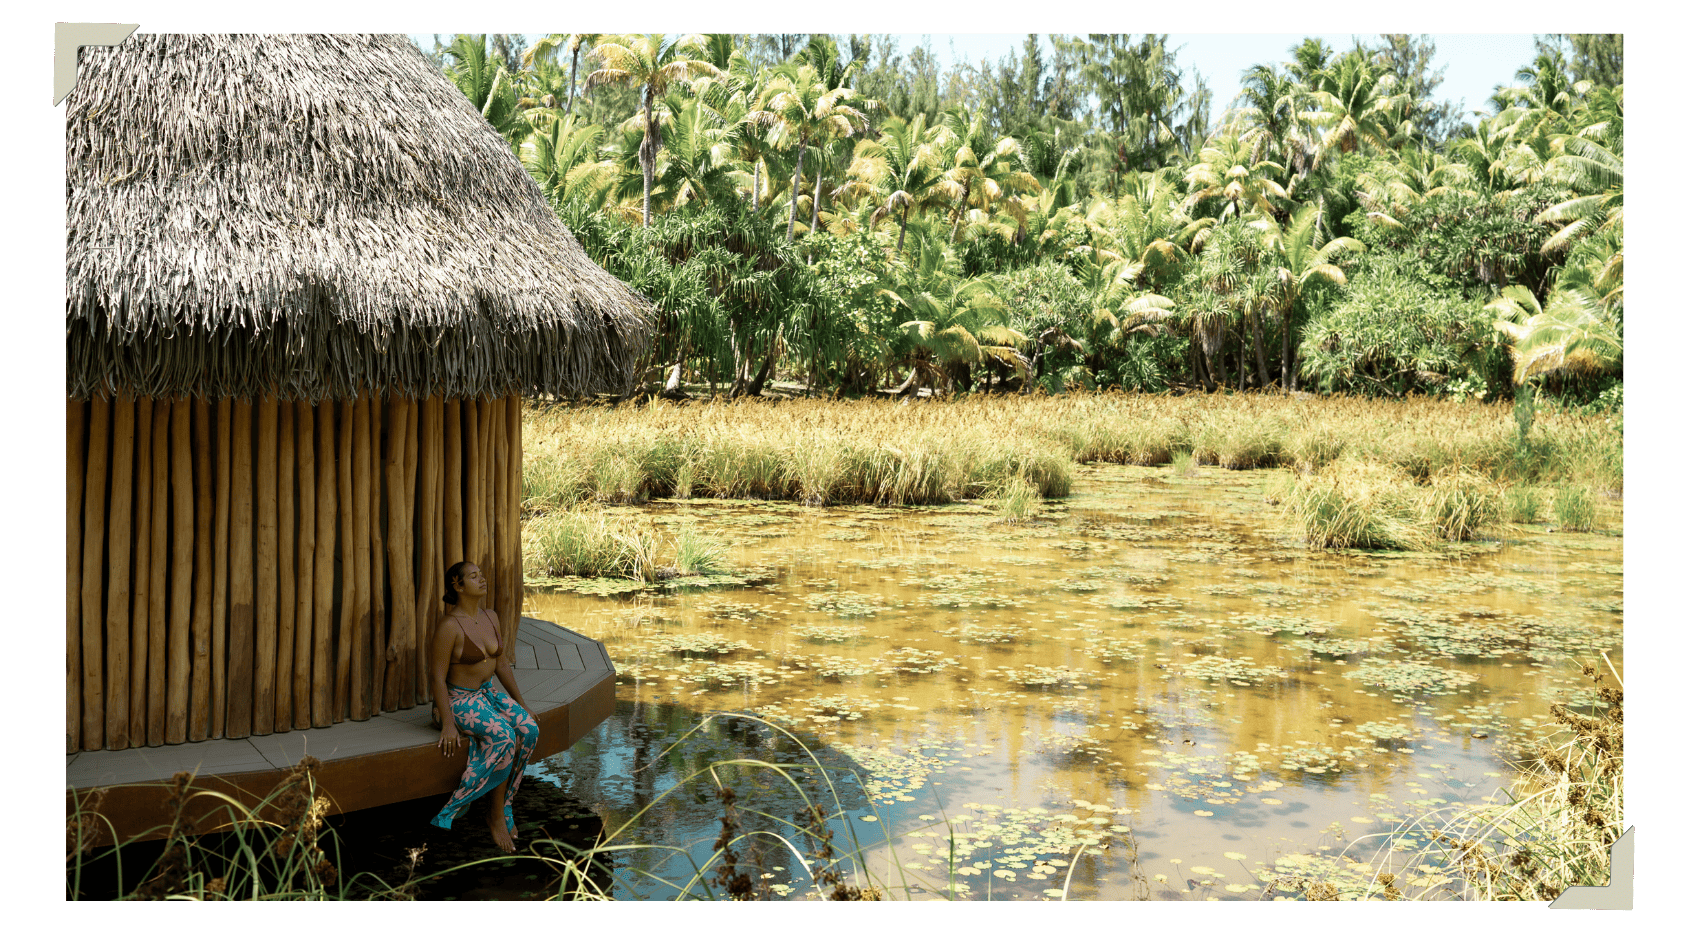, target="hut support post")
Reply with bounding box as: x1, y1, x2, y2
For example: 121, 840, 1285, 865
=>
253, 397, 278, 736
79, 396, 108, 752
167, 398, 192, 744
105, 393, 135, 751
147, 398, 171, 746
293, 400, 316, 726
275, 400, 295, 733
67, 400, 85, 753
227, 400, 255, 740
